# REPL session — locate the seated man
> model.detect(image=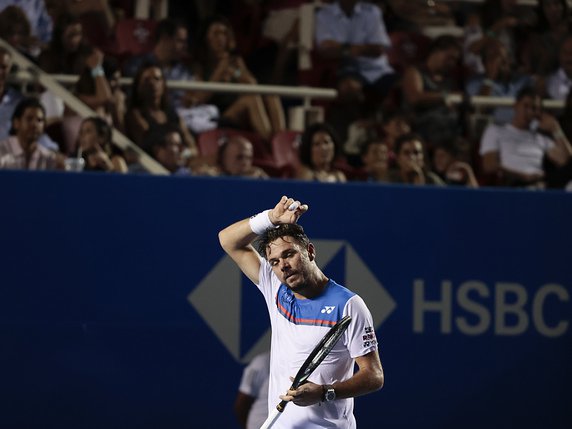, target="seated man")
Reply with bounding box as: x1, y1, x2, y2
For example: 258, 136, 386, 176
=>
217, 135, 269, 179
315, 0, 396, 101
0, 97, 59, 170
479, 86, 572, 188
